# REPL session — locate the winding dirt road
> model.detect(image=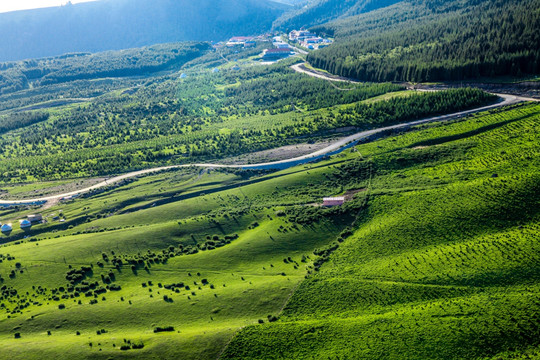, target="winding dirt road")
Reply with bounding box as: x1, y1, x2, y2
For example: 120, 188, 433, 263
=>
1, 64, 536, 206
